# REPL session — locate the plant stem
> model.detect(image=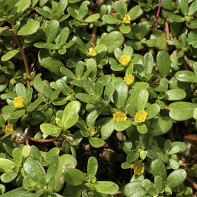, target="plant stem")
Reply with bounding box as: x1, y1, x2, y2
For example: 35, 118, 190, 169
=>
28, 132, 63, 143
90, 26, 97, 48
186, 177, 197, 190
184, 55, 193, 70
165, 21, 170, 40
11, 24, 30, 84
152, 0, 162, 27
